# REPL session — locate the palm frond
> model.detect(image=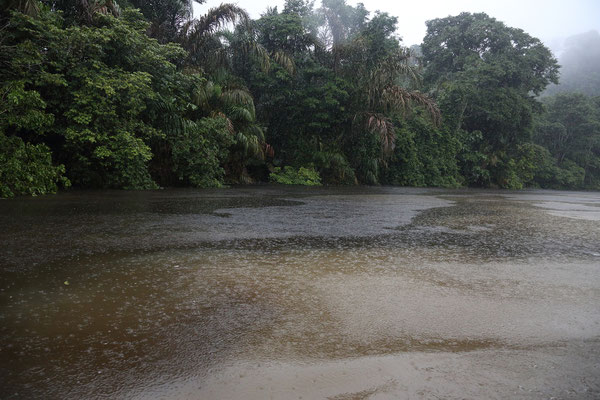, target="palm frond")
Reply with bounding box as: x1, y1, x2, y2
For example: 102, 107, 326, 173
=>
380, 86, 441, 126
237, 40, 271, 72
235, 131, 249, 151
228, 106, 253, 123
273, 50, 296, 75
211, 47, 231, 70
221, 88, 255, 118
192, 4, 249, 37
365, 113, 396, 155
152, 95, 186, 136
245, 134, 261, 157
352, 112, 396, 156
247, 124, 265, 142
180, 3, 250, 64
193, 80, 218, 109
